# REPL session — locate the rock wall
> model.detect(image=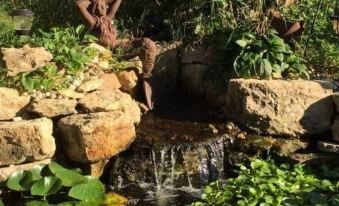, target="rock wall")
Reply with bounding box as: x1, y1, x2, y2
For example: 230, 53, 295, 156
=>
178, 46, 336, 137
0, 88, 141, 181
